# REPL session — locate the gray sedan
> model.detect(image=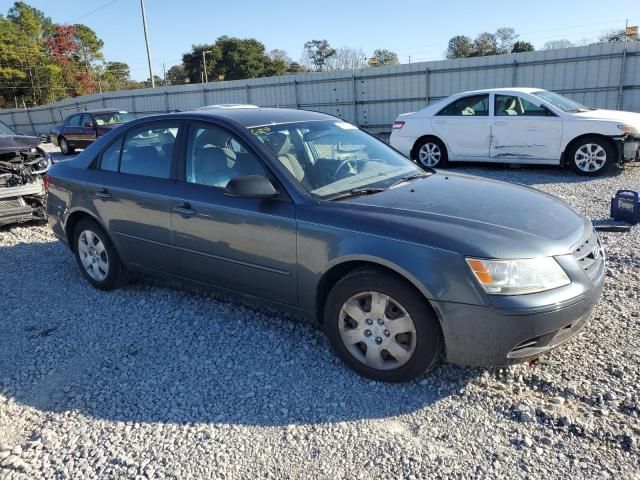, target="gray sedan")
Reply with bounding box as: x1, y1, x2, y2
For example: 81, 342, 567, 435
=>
46, 107, 605, 382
